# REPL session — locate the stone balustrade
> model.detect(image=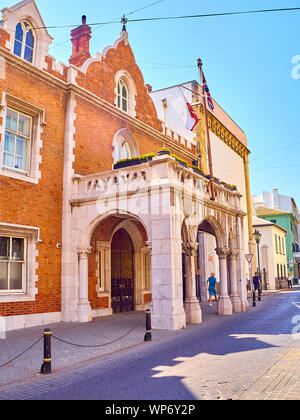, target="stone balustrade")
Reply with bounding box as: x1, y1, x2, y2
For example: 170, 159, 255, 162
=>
71, 156, 241, 213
